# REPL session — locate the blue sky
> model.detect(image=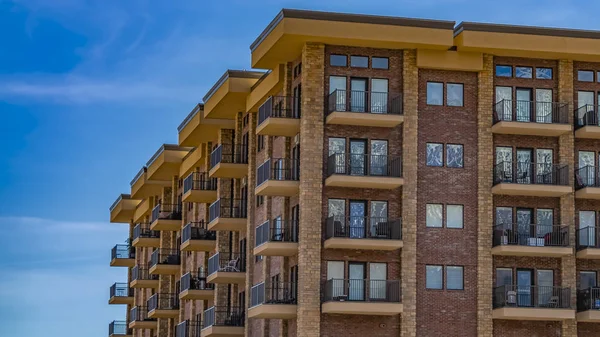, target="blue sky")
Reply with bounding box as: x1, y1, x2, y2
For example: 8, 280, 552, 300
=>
0, 0, 599, 336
